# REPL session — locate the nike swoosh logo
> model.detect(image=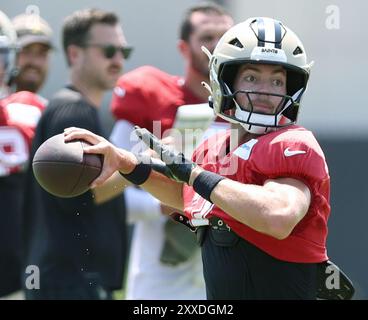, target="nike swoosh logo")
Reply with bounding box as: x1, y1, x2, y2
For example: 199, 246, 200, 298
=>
284, 147, 307, 157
